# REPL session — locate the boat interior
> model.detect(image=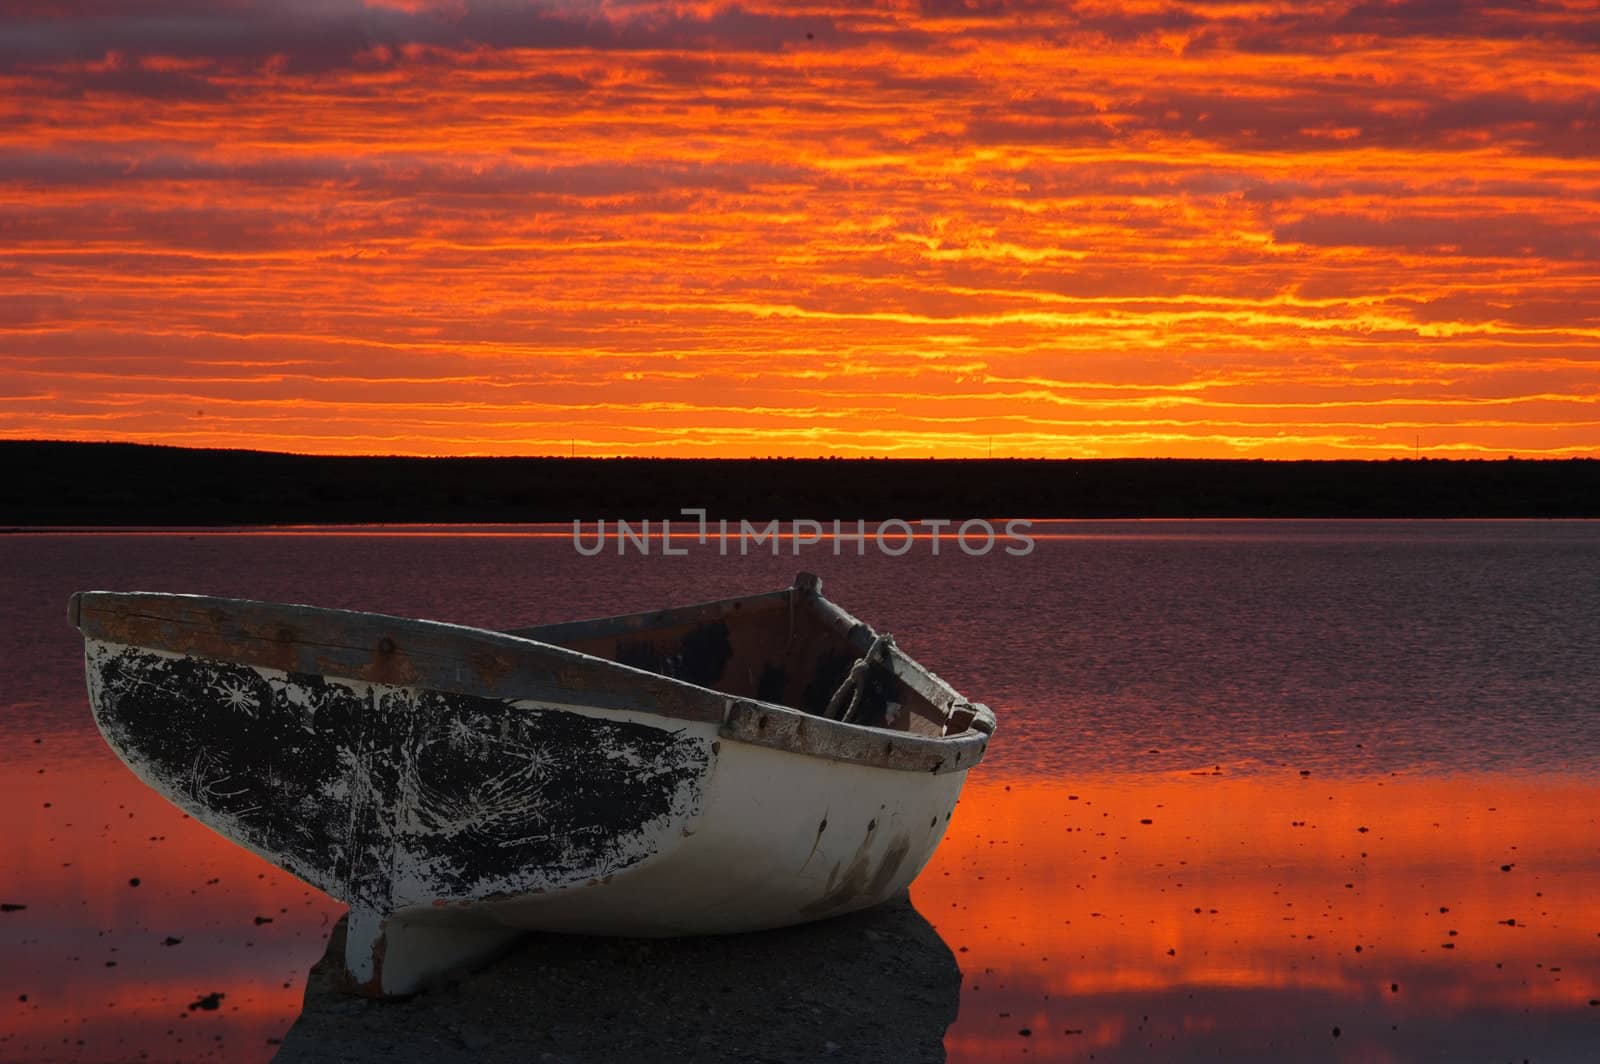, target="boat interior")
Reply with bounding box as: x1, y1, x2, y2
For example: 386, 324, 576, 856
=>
506, 576, 970, 737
